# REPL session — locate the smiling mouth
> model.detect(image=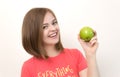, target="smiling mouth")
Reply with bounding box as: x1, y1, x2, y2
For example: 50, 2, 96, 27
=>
48, 31, 58, 38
